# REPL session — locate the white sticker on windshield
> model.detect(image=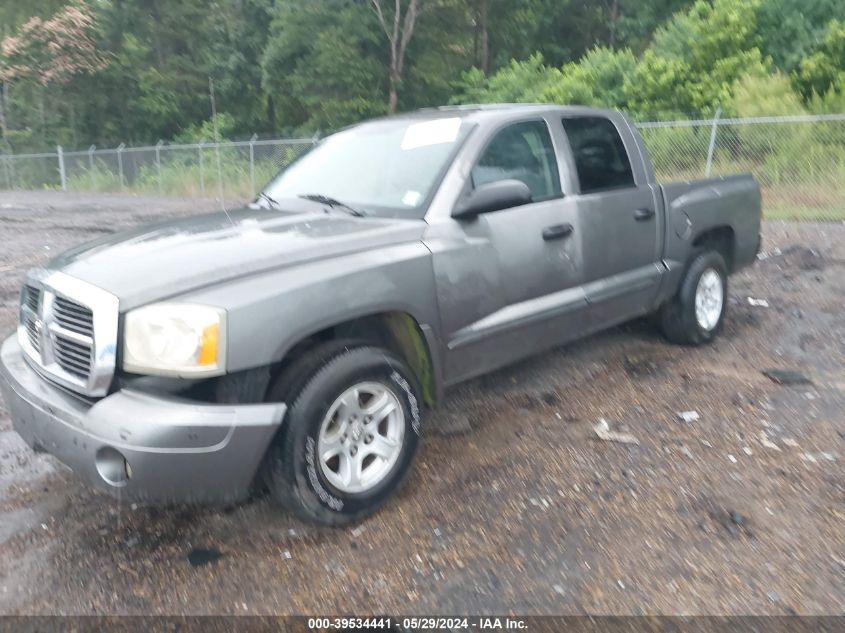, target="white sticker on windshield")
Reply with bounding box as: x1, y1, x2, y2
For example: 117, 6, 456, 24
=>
402, 190, 423, 206
401, 117, 462, 150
